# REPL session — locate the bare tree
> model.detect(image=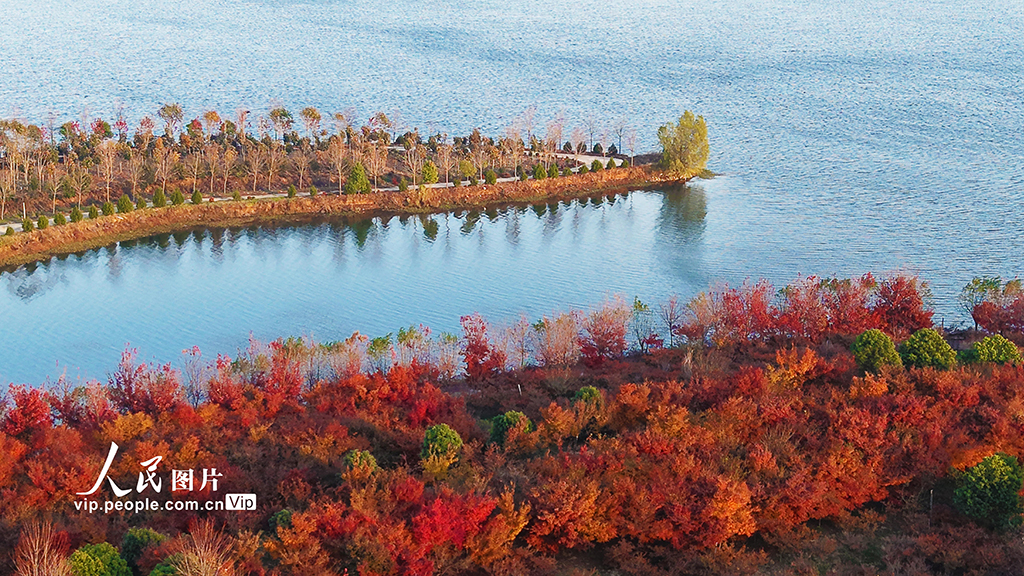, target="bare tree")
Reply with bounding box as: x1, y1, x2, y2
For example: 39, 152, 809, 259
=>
220, 147, 237, 196
613, 117, 627, 153
624, 127, 638, 166
660, 295, 684, 347
521, 105, 537, 144
364, 139, 388, 189
435, 135, 455, 184
172, 520, 235, 576
96, 139, 118, 202
327, 136, 348, 192
247, 142, 266, 195
154, 140, 179, 193
14, 520, 71, 576
127, 146, 145, 198
584, 112, 598, 153
266, 140, 284, 191
203, 143, 221, 195
201, 110, 221, 141
290, 143, 312, 191
545, 113, 564, 168
234, 109, 249, 140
